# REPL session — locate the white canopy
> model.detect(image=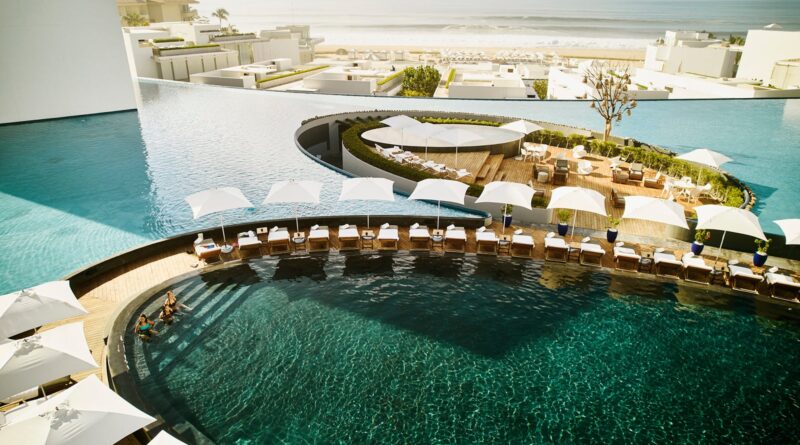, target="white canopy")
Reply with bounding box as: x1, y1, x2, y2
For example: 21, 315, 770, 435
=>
263, 180, 323, 232
150, 431, 189, 445
380, 114, 421, 129
695, 205, 766, 240
0, 322, 98, 400
404, 122, 442, 139
675, 148, 732, 169
0, 375, 155, 445
774, 219, 800, 245
409, 179, 469, 229
622, 196, 689, 229
435, 129, 482, 168
547, 187, 607, 216
338, 178, 395, 227
184, 187, 254, 219
500, 120, 544, 135
764, 23, 783, 29
476, 181, 534, 210
0, 281, 87, 339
